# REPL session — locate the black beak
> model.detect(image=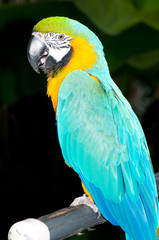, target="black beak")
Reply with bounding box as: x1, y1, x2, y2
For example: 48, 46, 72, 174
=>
27, 35, 47, 74
27, 33, 73, 76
